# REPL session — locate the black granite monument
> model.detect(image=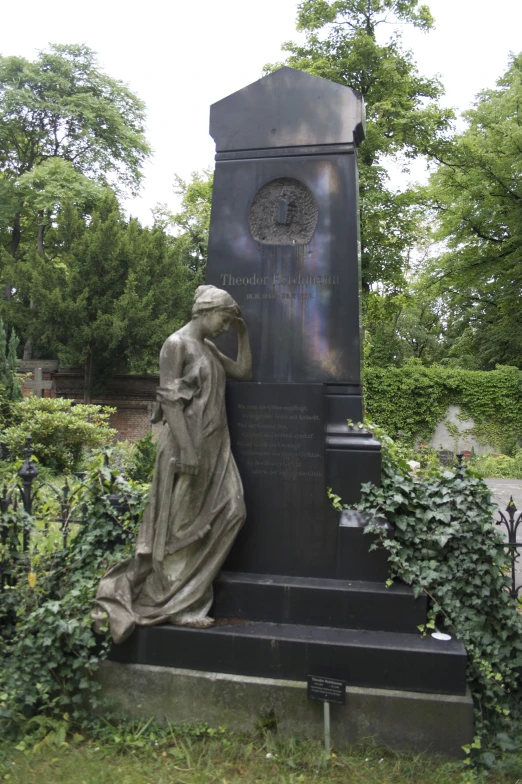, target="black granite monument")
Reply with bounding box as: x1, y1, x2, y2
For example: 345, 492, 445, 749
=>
207, 66, 382, 579
111, 68, 469, 712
